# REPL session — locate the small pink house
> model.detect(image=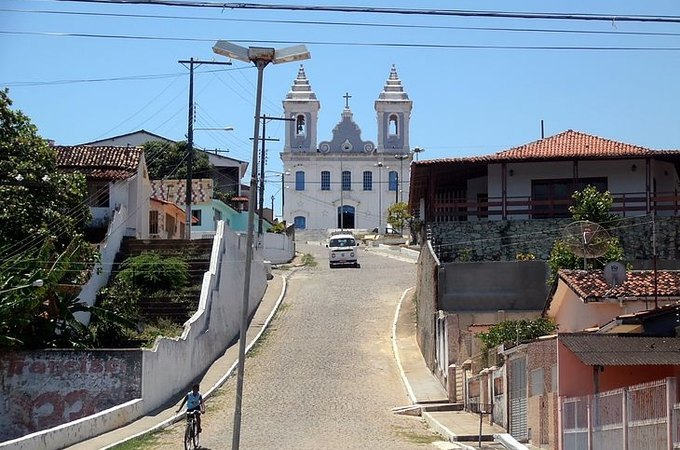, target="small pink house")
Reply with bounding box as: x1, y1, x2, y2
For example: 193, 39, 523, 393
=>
545, 269, 680, 333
